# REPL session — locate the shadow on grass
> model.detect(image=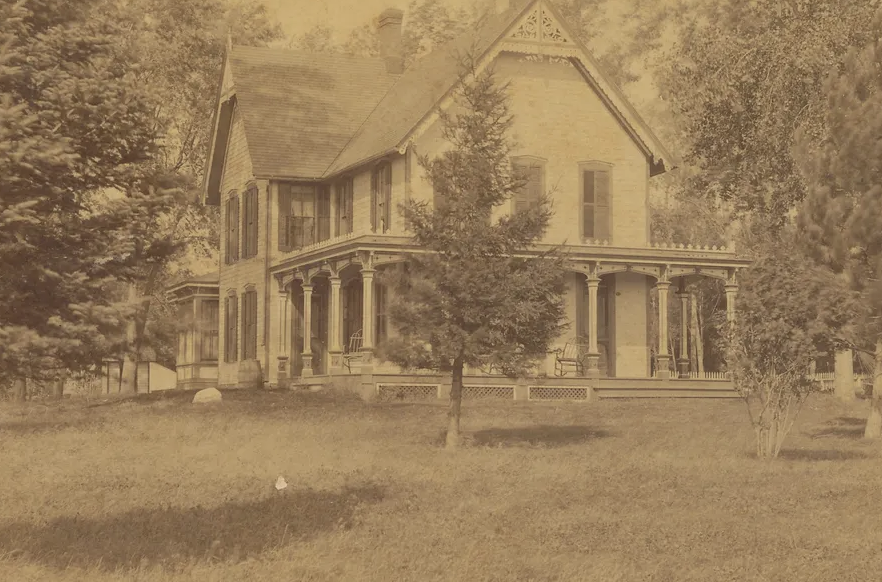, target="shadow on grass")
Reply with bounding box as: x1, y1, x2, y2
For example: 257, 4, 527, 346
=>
808, 416, 867, 440
0, 483, 384, 571
777, 448, 871, 461
0, 415, 105, 436
469, 425, 612, 448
